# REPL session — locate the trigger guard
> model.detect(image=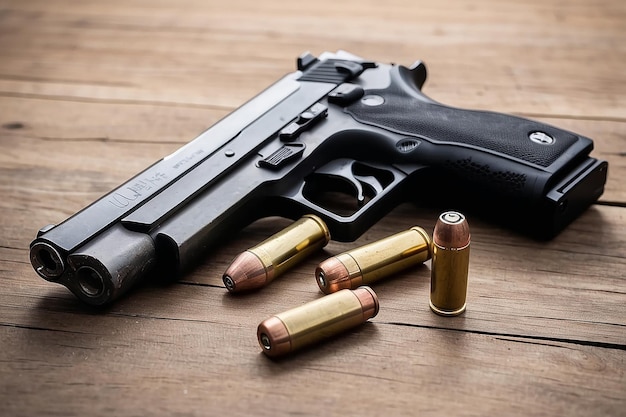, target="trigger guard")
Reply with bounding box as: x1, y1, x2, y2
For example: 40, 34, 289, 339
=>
310, 159, 367, 205
289, 159, 421, 241
306, 159, 388, 208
